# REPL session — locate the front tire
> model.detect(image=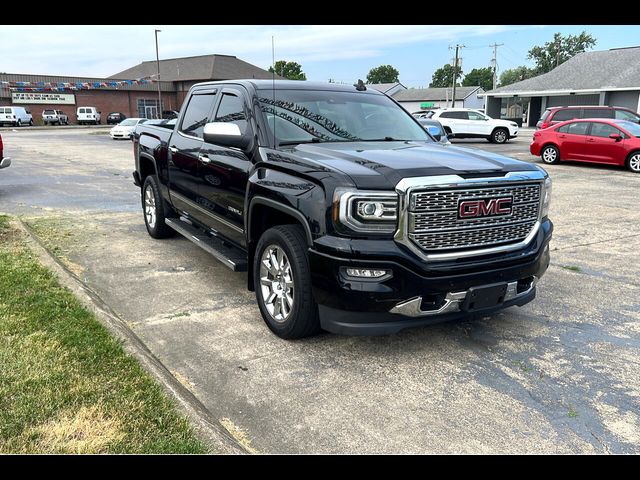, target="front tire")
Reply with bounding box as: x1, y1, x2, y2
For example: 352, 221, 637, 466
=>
16, 120, 21, 127
626, 152, 640, 173
254, 225, 320, 339
491, 128, 508, 144
541, 145, 560, 164
141, 175, 175, 239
